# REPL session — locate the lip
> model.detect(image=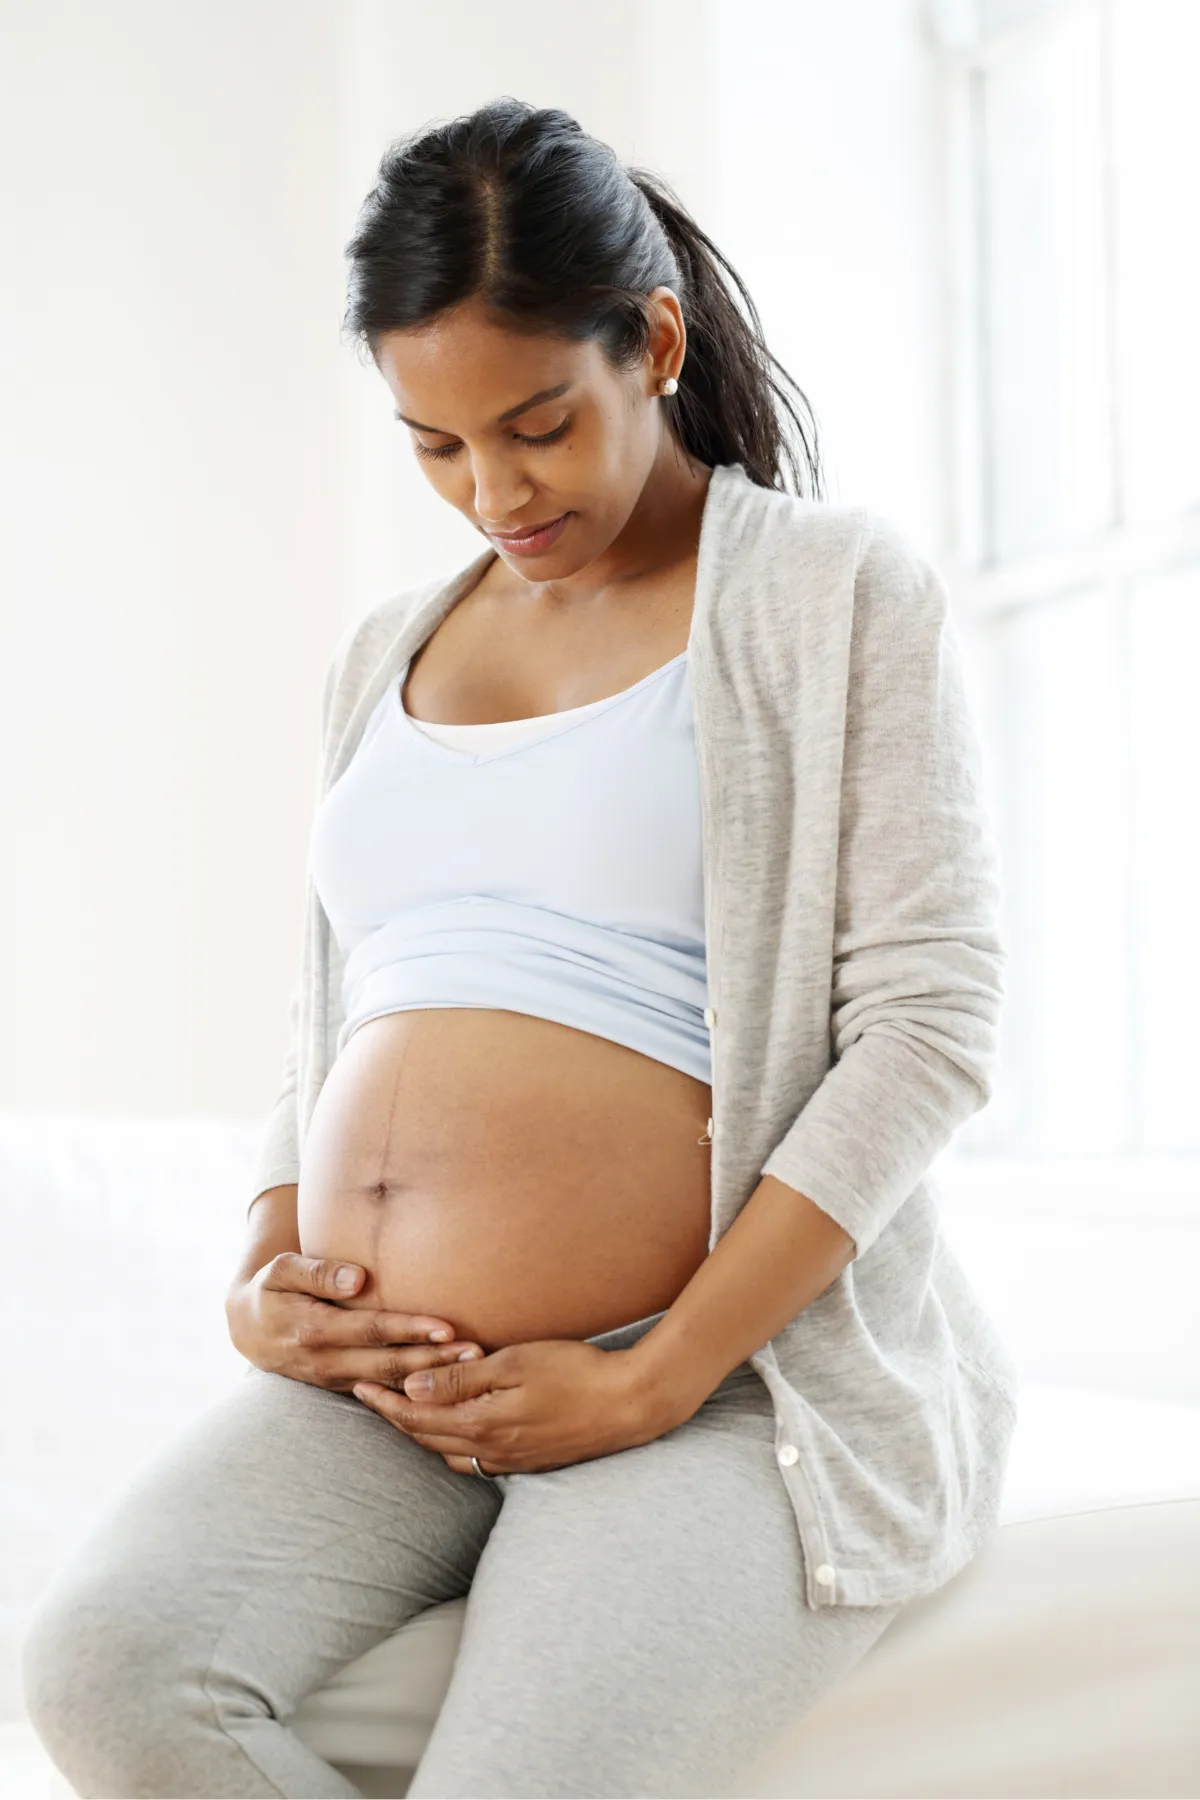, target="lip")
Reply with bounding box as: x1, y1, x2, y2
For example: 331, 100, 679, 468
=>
486, 512, 571, 556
